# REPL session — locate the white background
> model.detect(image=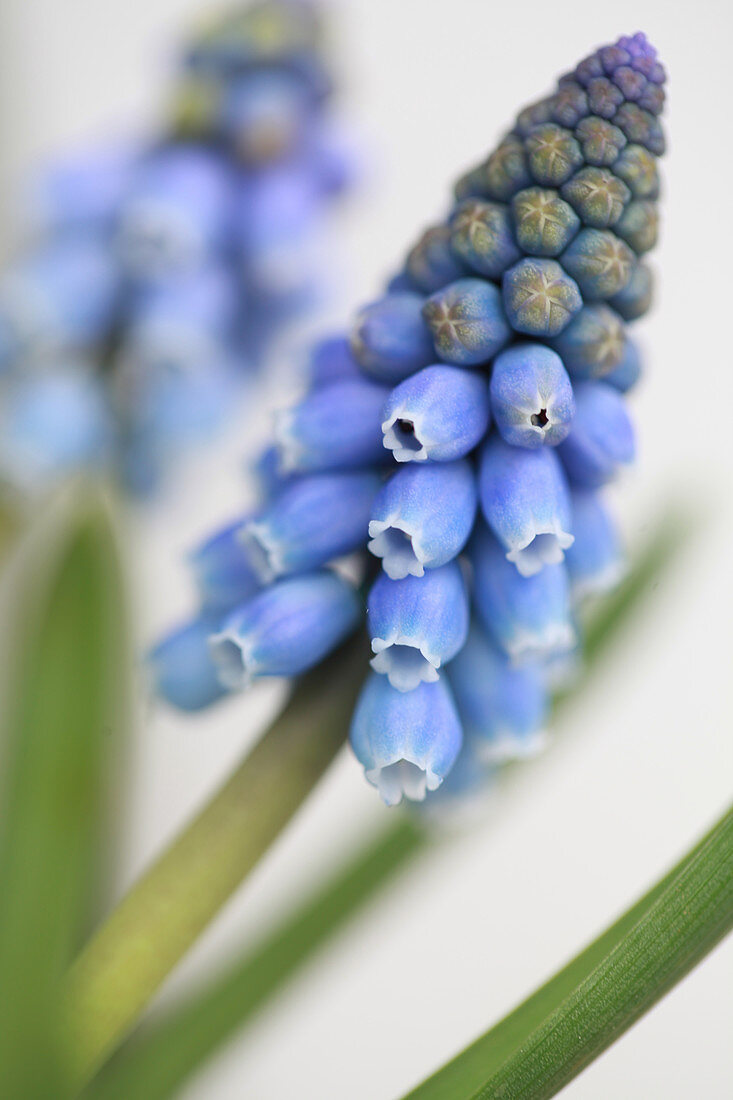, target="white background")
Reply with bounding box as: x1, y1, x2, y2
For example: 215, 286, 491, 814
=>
1, 1, 732, 1097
